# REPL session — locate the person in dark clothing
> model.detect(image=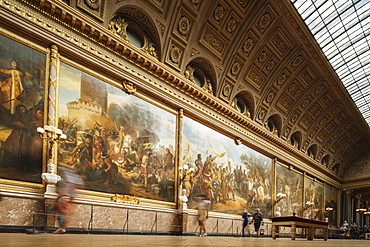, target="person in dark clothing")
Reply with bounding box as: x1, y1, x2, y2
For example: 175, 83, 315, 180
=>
250, 208, 264, 237
241, 208, 251, 237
